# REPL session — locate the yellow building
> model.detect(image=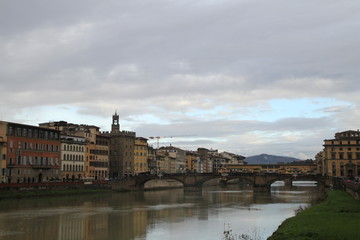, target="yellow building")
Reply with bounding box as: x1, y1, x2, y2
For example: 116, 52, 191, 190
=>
186, 151, 199, 173
92, 135, 110, 180
323, 130, 360, 178
134, 137, 148, 174
225, 163, 316, 175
